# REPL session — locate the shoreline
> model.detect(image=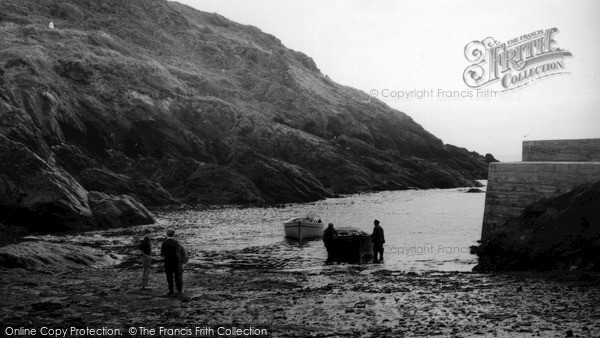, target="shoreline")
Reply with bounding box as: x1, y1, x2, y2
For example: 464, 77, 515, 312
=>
0, 183, 488, 249
1, 260, 599, 337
